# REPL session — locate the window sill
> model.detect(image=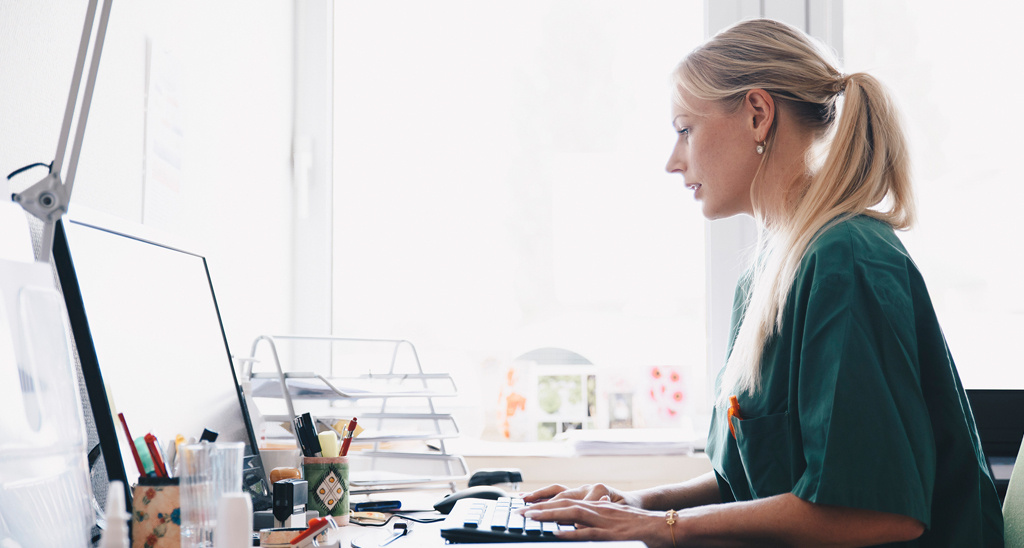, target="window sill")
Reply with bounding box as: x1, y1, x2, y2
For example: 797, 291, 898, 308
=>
450, 439, 713, 492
